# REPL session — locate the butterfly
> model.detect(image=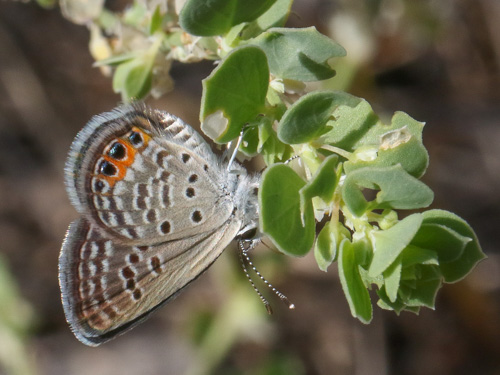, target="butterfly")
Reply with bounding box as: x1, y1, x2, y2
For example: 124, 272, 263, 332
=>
59, 104, 261, 346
